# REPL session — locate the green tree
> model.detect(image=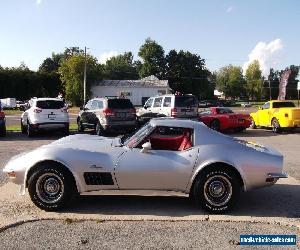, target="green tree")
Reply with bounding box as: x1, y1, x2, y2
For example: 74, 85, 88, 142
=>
103, 52, 138, 80
216, 65, 245, 99
166, 49, 213, 98
138, 38, 166, 78
39, 53, 64, 73
59, 54, 101, 106
245, 60, 263, 100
